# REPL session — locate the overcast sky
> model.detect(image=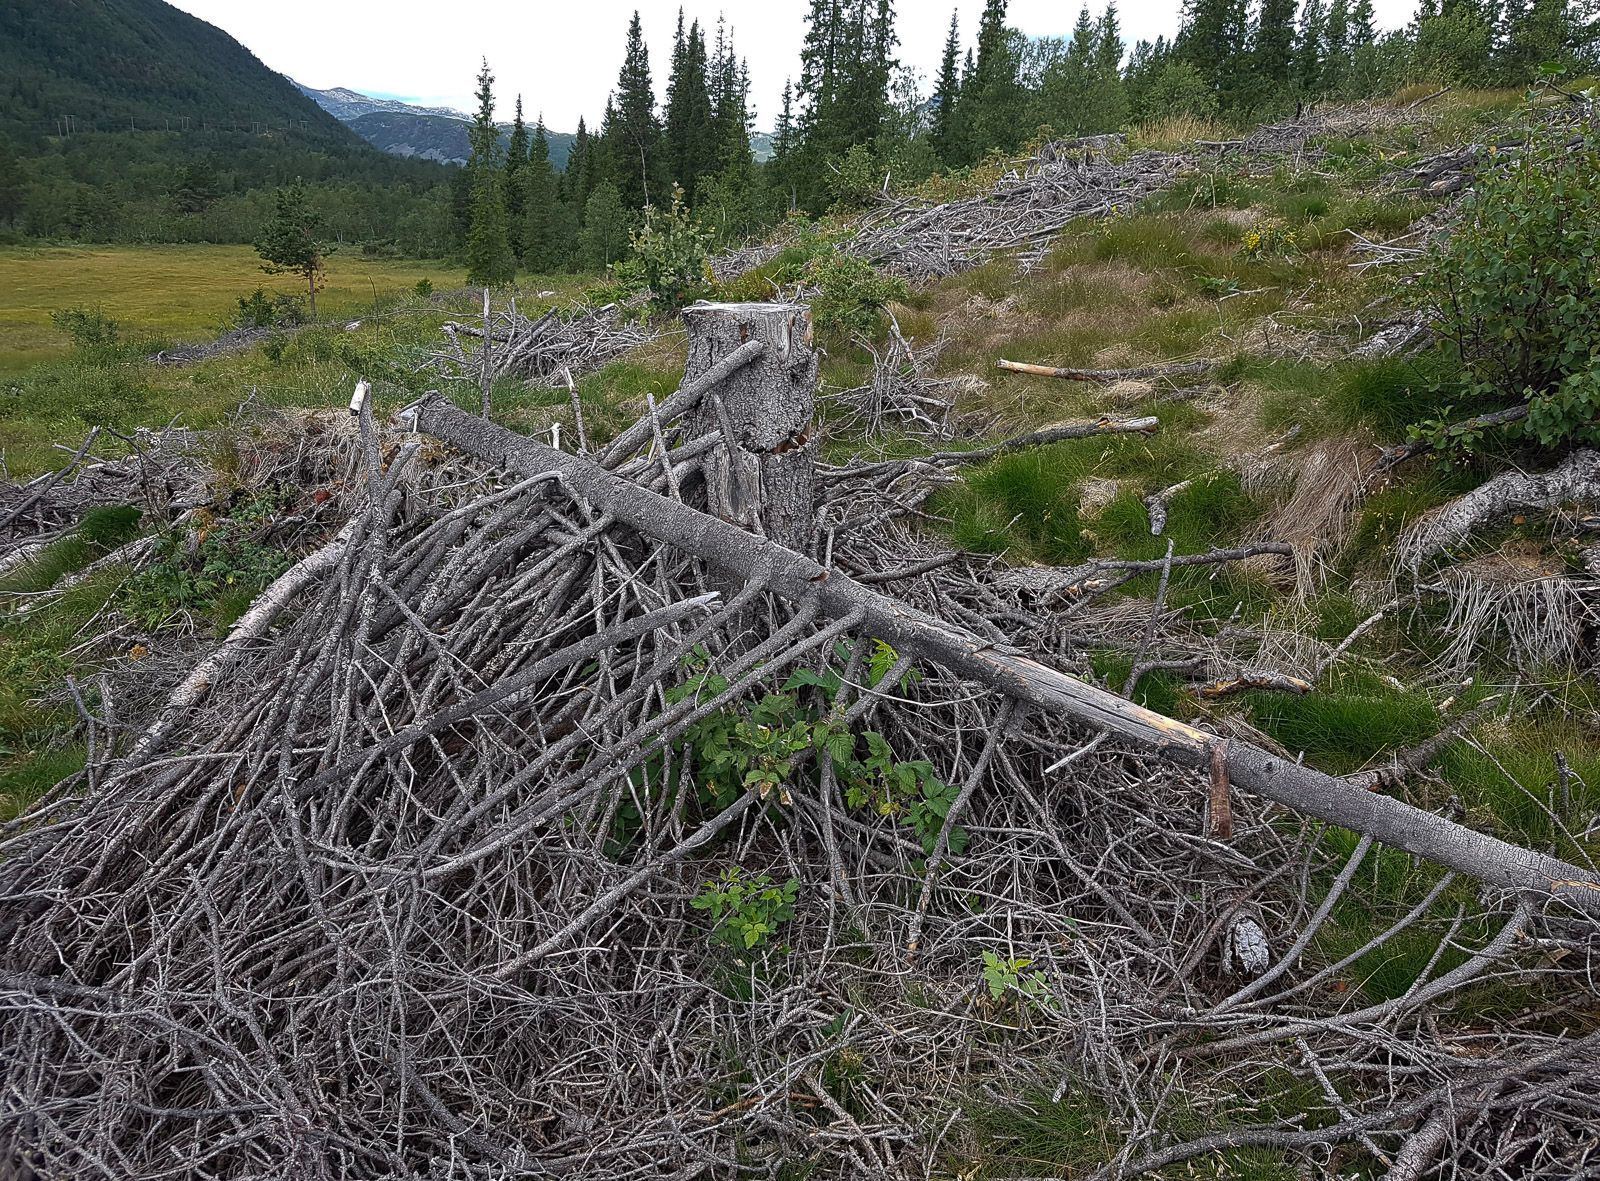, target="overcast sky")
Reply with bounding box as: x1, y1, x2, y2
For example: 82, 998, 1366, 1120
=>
170, 0, 1422, 132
